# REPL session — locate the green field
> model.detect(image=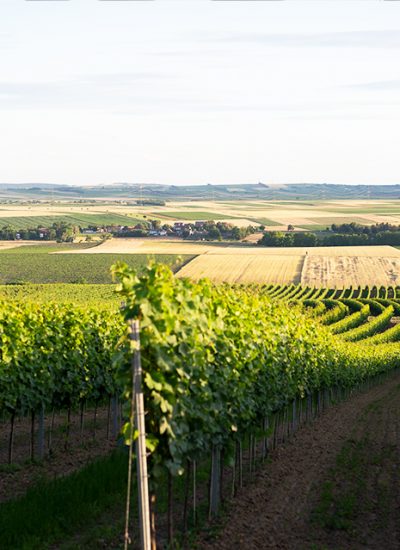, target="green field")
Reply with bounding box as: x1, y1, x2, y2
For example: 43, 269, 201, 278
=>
0, 213, 143, 229
156, 211, 238, 220
0, 247, 192, 284
252, 218, 284, 226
